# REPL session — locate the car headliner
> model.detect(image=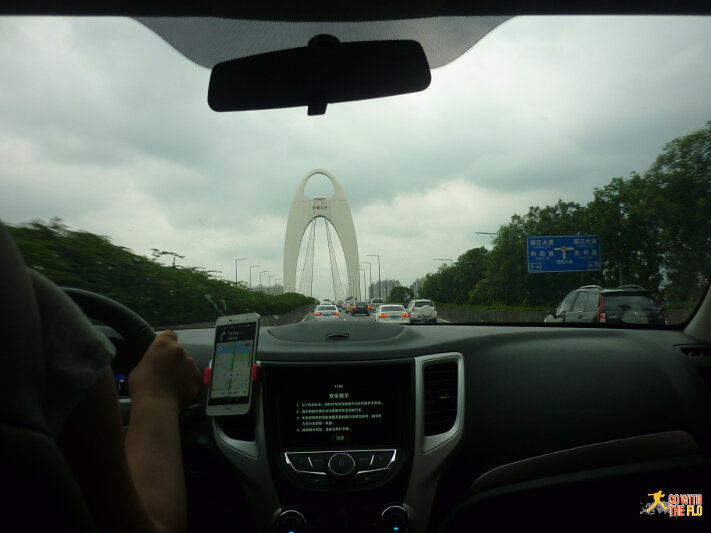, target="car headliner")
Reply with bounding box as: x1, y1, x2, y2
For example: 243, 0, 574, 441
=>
3, 0, 710, 19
